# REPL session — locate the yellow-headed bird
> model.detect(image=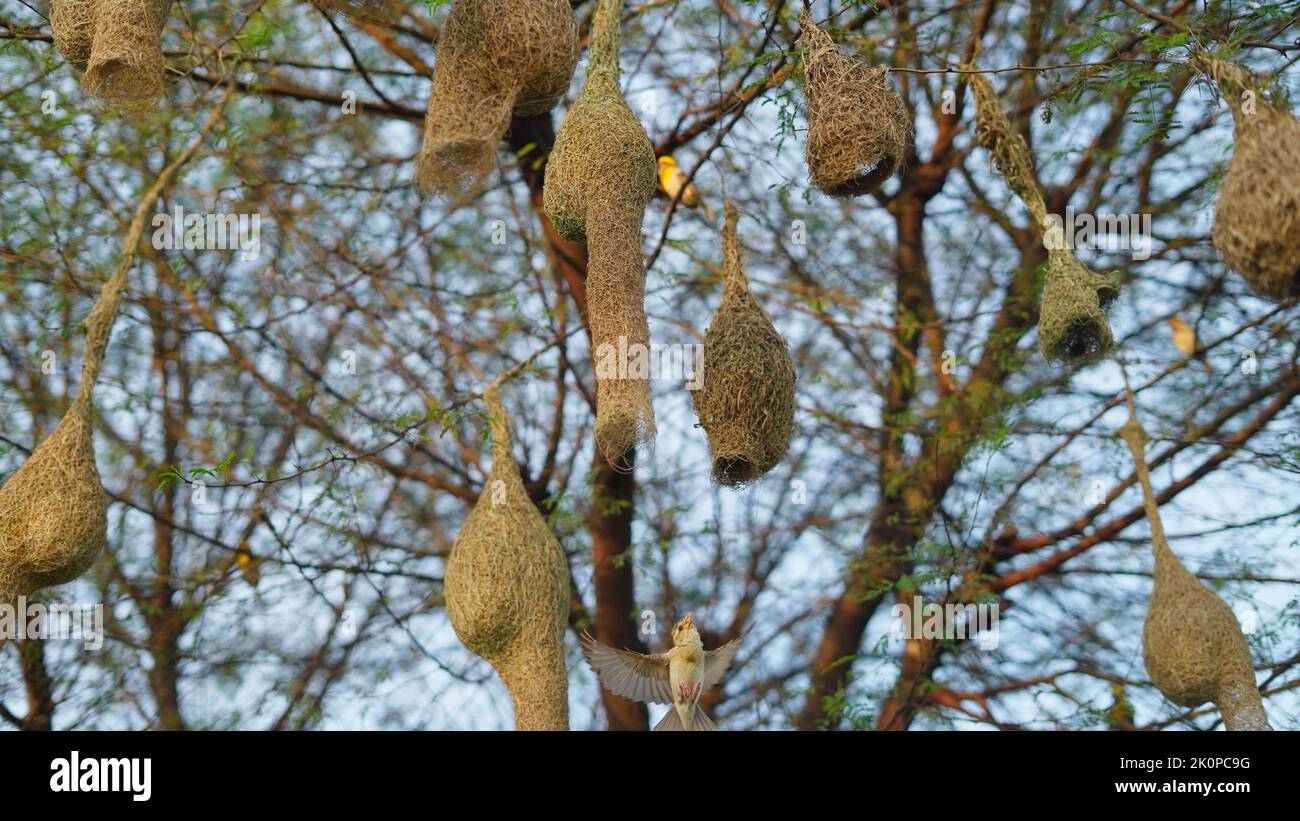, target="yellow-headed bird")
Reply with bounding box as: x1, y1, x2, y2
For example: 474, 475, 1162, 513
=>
1167, 317, 1213, 373
657, 156, 715, 220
